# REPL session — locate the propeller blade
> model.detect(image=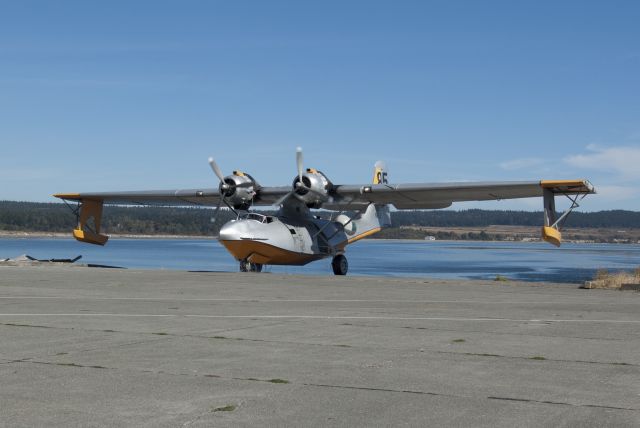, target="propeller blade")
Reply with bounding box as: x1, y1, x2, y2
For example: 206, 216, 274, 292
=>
296, 147, 304, 184
210, 197, 223, 224
208, 157, 225, 183
274, 191, 293, 207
